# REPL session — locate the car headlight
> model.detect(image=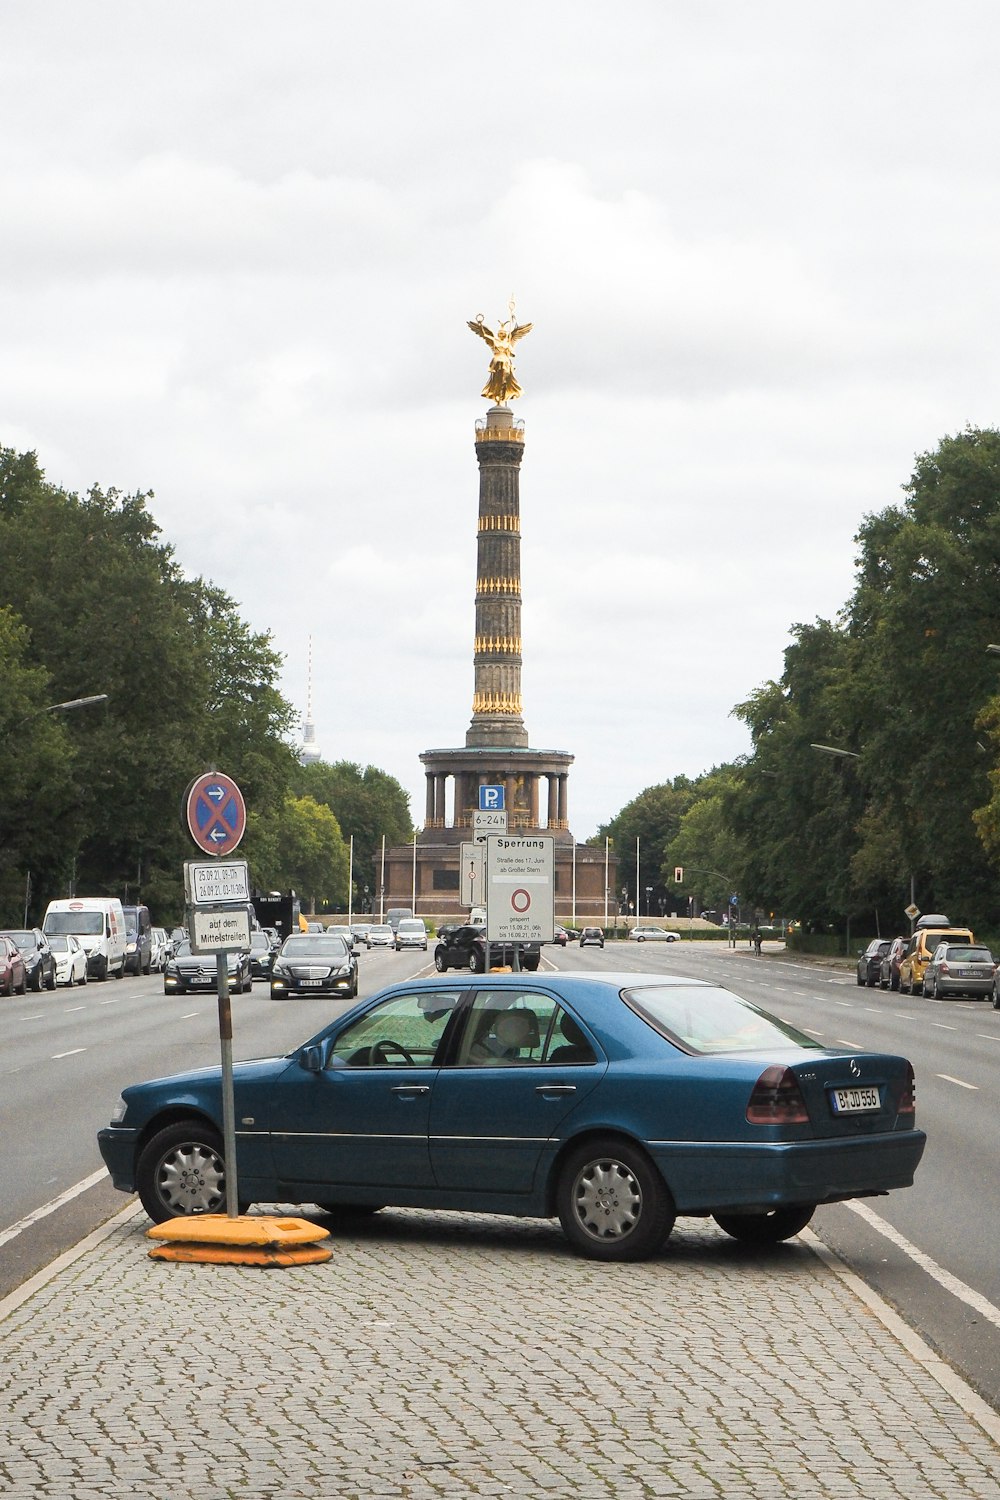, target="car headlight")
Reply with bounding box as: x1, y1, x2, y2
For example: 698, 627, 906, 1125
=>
110, 1098, 128, 1125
